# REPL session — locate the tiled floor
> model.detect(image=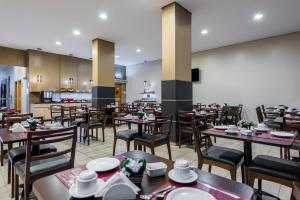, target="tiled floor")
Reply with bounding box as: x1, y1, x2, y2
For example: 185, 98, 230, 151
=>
0, 125, 295, 200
